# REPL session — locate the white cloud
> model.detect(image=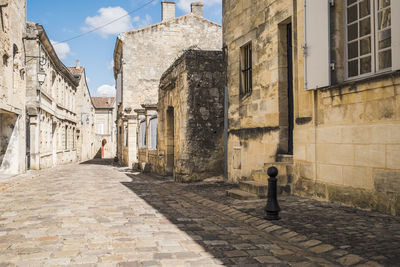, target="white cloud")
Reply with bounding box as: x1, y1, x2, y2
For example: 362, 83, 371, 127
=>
50, 40, 71, 60
107, 60, 114, 70
133, 14, 152, 28
176, 0, 221, 13
83, 6, 133, 38
97, 84, 115, 96
86, 77, 91, 84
